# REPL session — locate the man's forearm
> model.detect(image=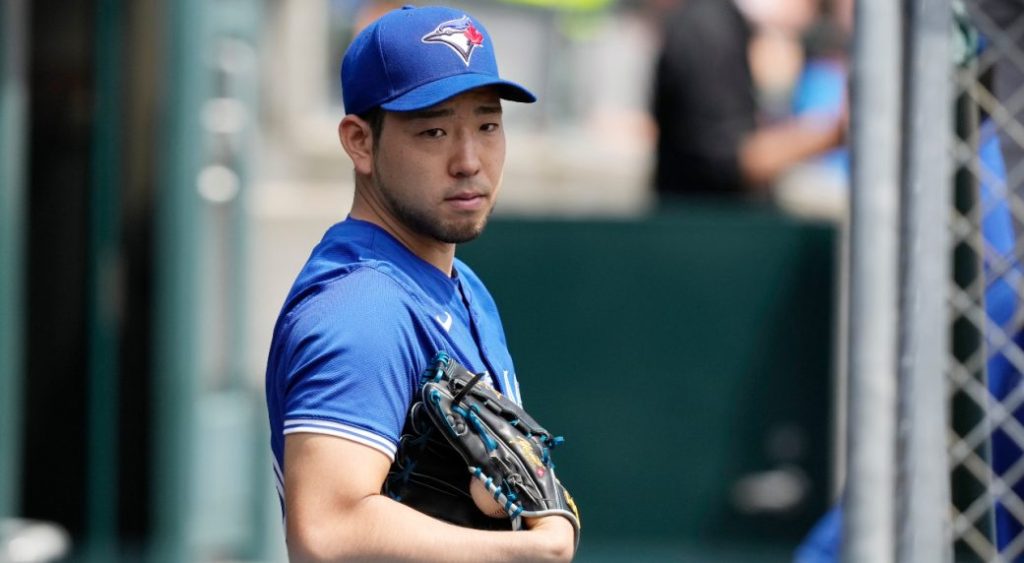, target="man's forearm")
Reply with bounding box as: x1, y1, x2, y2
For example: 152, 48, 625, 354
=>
287, 493, 574, 563
739, 115, 846, 188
